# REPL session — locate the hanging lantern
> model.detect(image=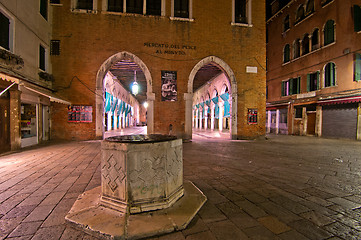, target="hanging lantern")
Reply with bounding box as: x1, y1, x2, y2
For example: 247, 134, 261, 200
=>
132, 70, 139, 95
